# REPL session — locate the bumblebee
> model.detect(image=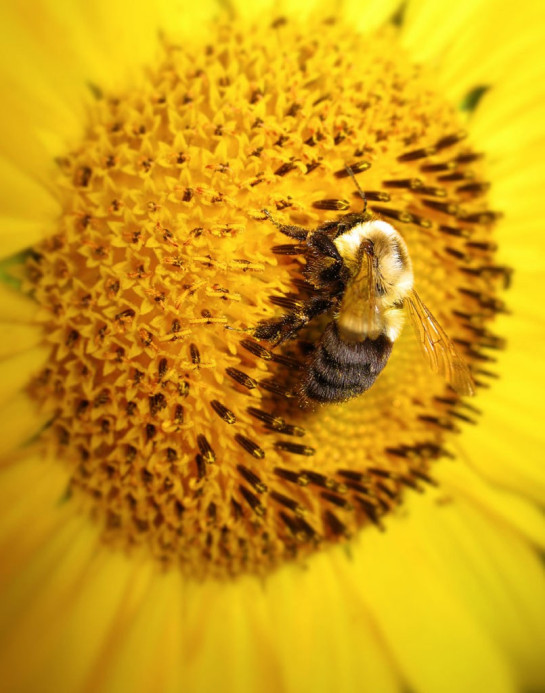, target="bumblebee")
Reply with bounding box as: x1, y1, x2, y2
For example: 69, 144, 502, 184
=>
256, 171, 475, 403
